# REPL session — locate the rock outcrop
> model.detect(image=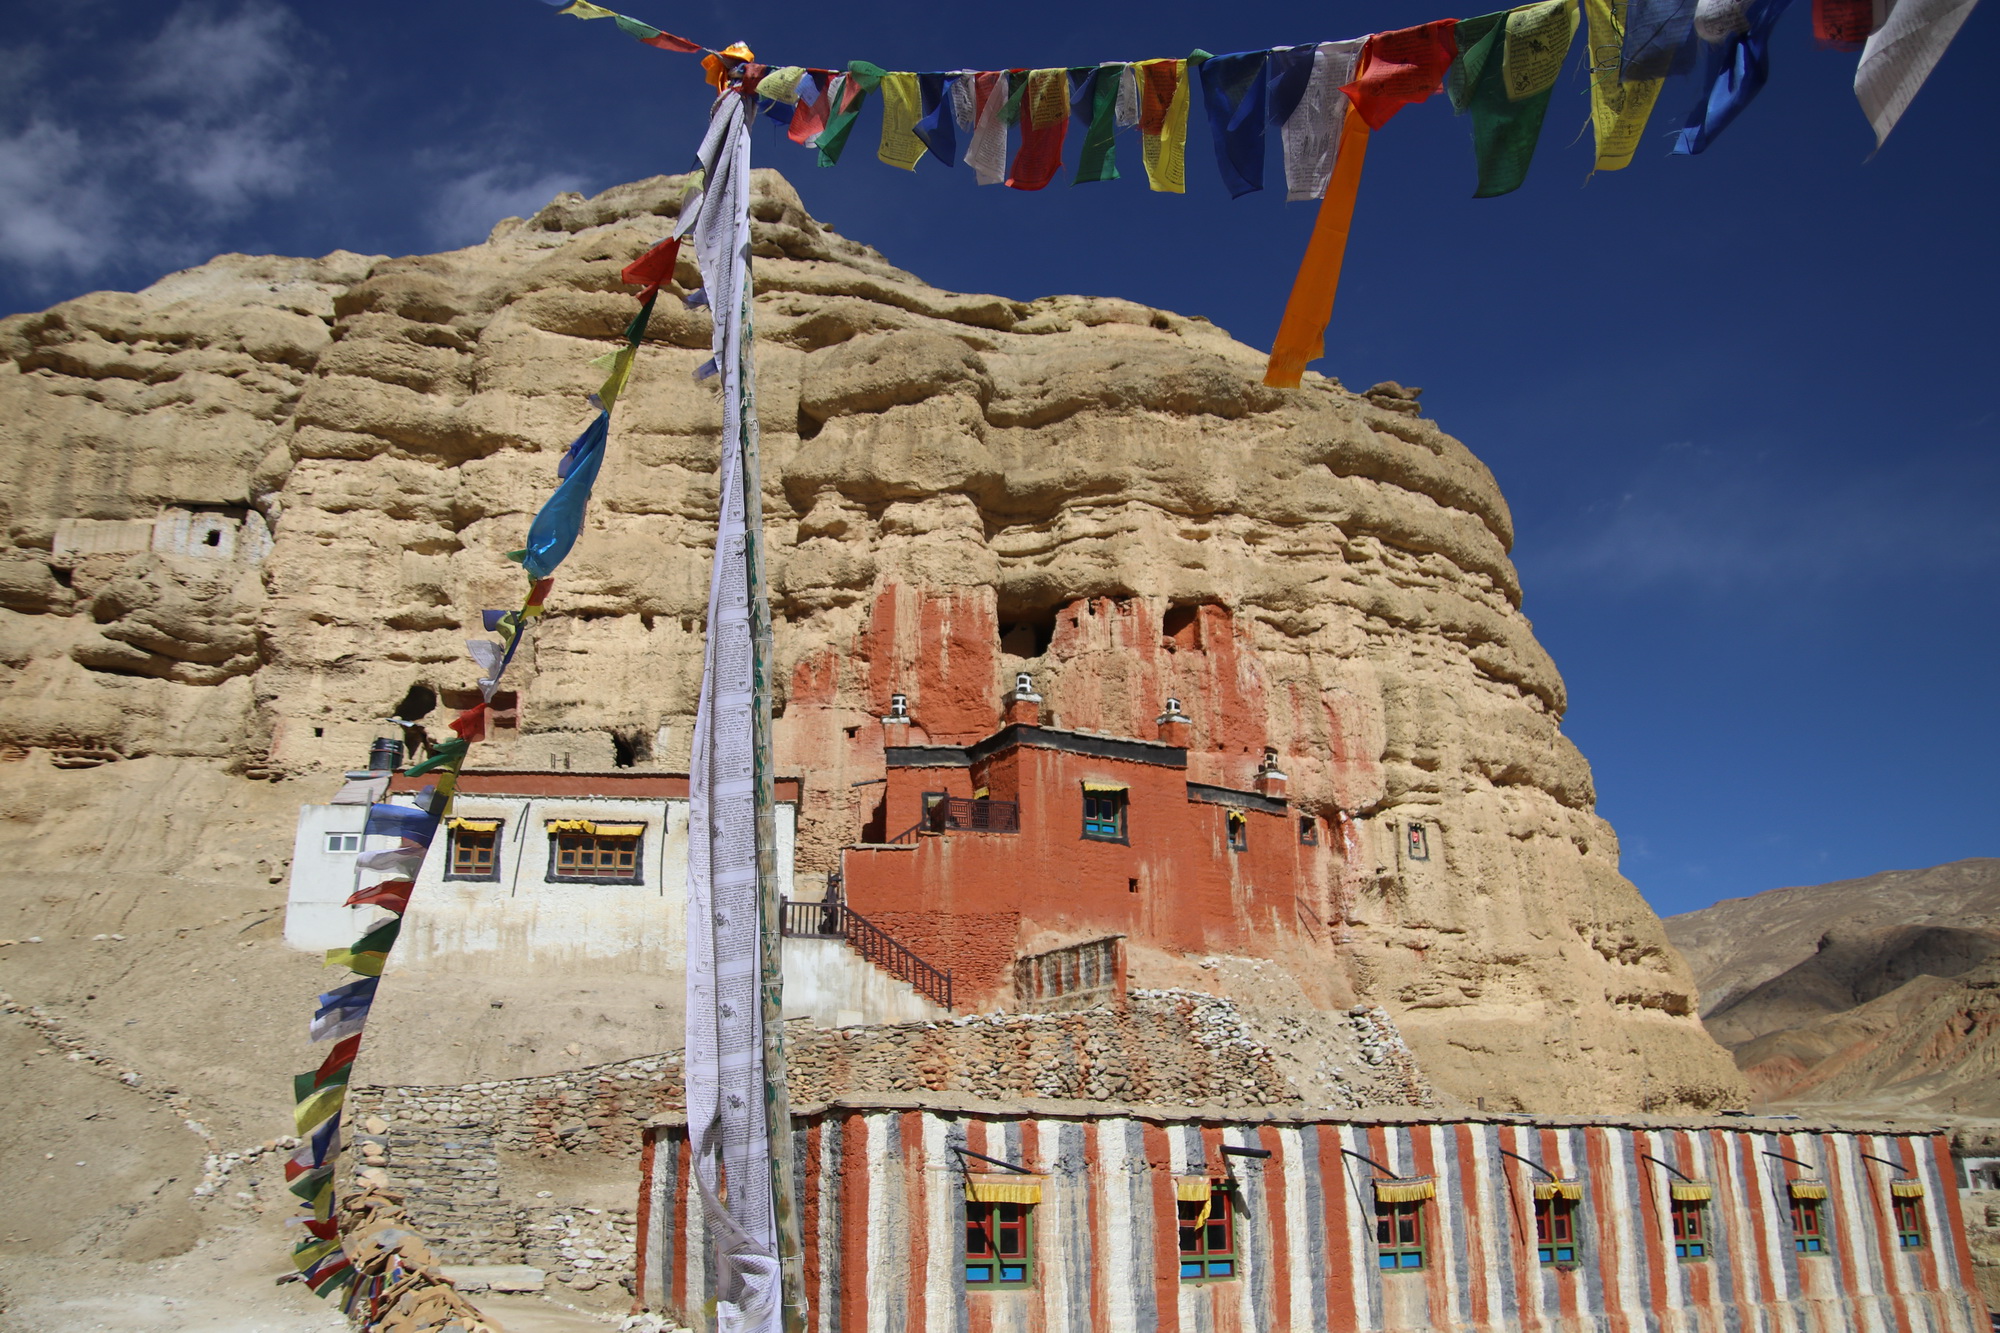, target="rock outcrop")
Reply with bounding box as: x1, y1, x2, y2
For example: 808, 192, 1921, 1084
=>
0, 170, 1742, 1114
